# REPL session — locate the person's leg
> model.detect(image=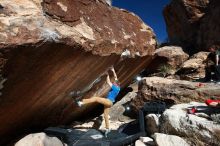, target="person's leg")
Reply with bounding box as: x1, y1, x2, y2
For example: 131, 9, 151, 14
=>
81, 97, 113, 130
205, 66, 211, 82
76, 97, 100, 107
82, 97, 112, 107
83, 97, 113, 127
215, 65, 220, 81
81, 97, 98, 105
103, 106, 111, 129
104, 106, 113, 137
210, 65, 216, 80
